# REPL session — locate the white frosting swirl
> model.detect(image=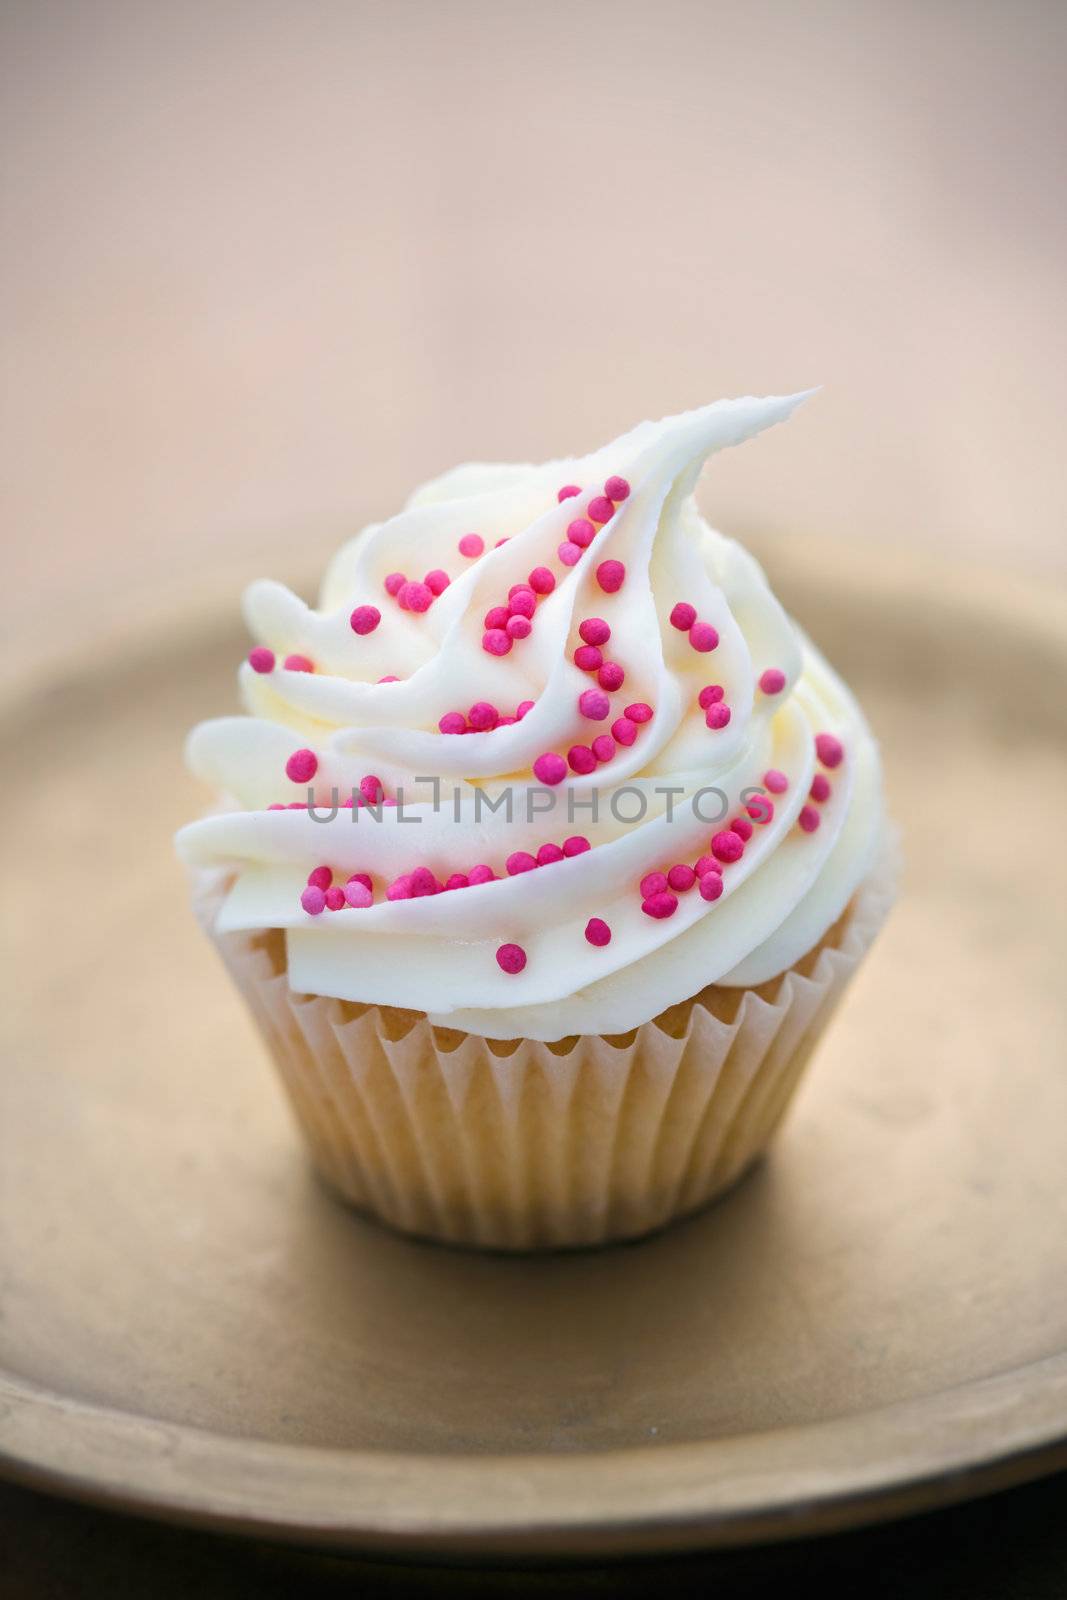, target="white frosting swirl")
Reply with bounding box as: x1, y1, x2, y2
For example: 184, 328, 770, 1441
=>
176, 394, 884, 1040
